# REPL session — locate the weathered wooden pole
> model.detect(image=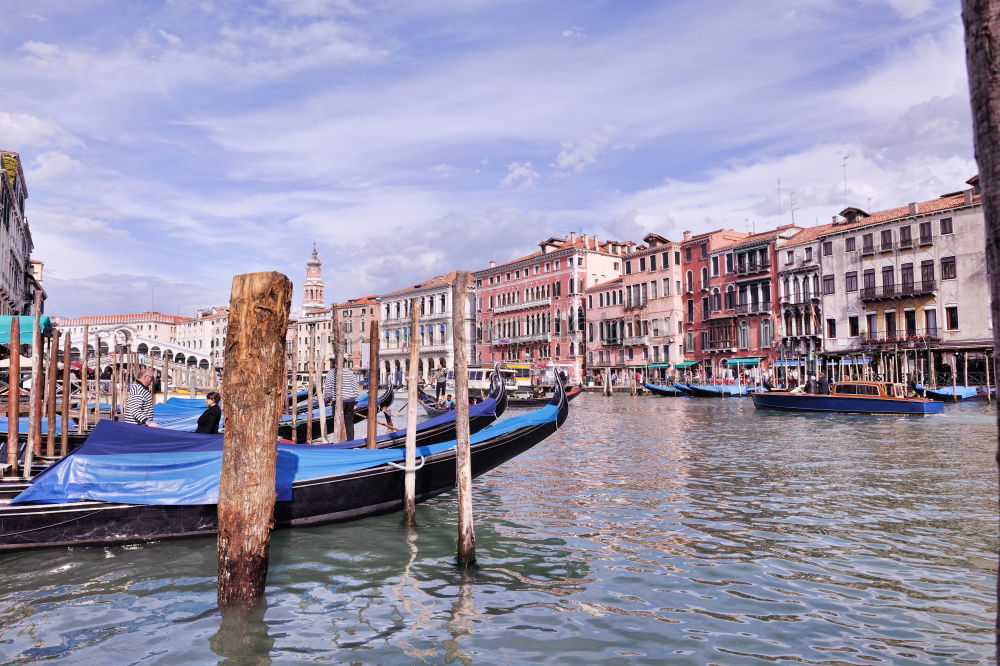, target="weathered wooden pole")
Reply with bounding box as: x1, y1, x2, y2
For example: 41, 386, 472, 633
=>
962, 1, 1000, 653
94, 333, 103, 422
217, 271, 292, 610
452, 272, 475, 567
331, 309, 345, 444
60, 331, 71, 457
290, 331, 299, 442
403, 298, 420, 524
110, 343, 119, 420
24, 295, 43, 476
78, 325, 89, 431
367, 320, 380, 449
964, 351, 970, 387
45, 330, 59, 456
5, 316, 20, 477
305, 333, 314, 442
313, 356, 327, 443
987, 352, 994, 405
